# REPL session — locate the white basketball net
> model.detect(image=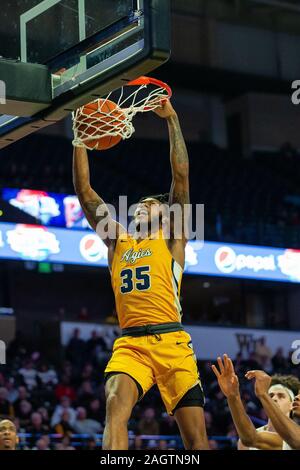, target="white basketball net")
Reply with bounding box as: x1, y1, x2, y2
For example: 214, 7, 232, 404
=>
72, 81, 170, 149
